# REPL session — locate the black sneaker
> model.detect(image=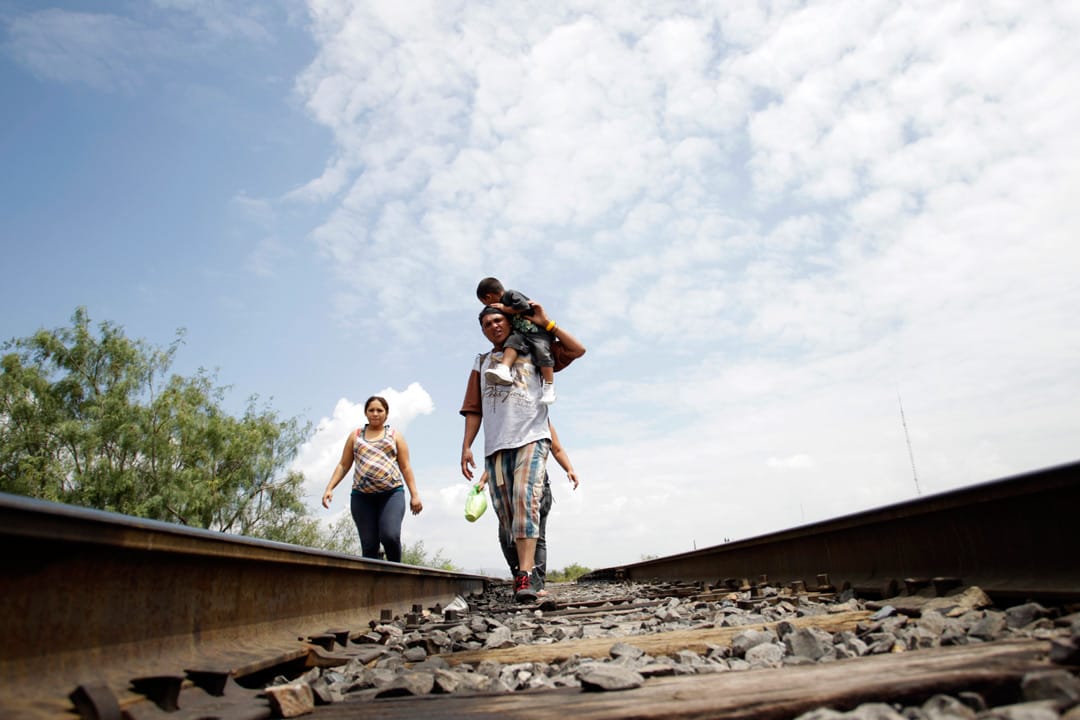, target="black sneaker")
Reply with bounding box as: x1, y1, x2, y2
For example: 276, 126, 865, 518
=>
513, 571, 537, 603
